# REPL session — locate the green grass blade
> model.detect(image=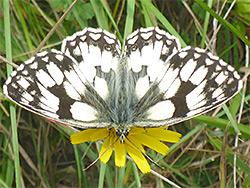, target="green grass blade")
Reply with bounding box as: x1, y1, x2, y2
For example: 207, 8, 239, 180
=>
222, 104, 240, 134
195, 0, 250, 47
98, 162, 106, 188
13, 1, 34, 52
99, 0, 122, 41
200, 0, 212, 49
123, 0, 135, 40
141, 2, 155, 27
140, 0, 187, 47
131, 163, 141, 188
117, 167, 125, 188
4, 1, 22, 187
90, 0, 108, 30
73, 145, 83, 188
